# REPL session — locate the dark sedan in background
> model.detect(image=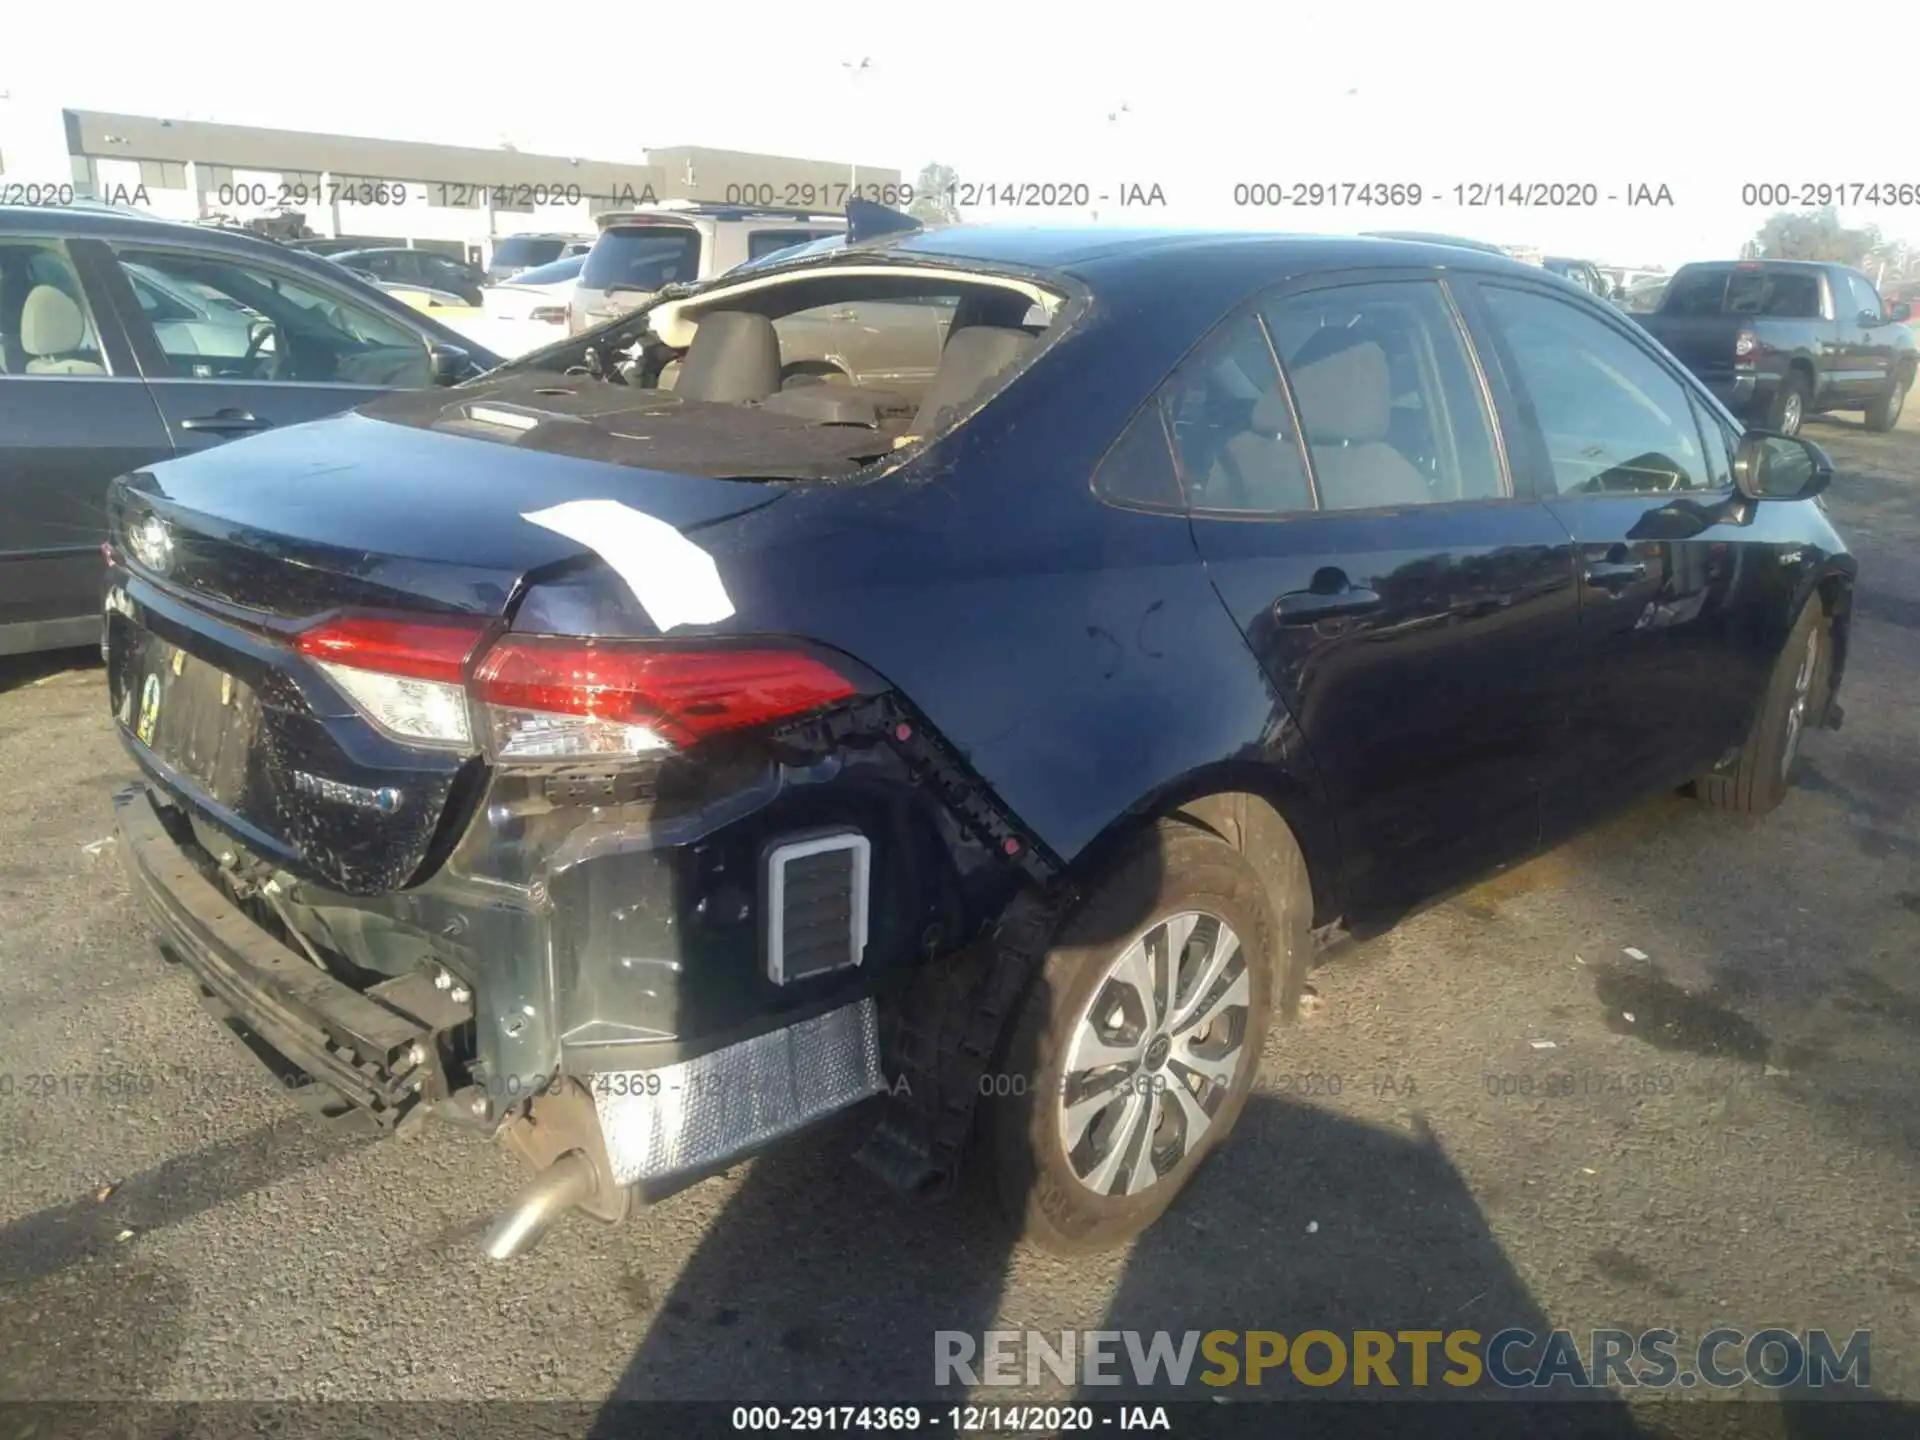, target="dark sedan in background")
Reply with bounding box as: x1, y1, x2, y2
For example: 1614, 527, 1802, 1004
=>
104, 221, 1852, 1261
0, 207, 499, 657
